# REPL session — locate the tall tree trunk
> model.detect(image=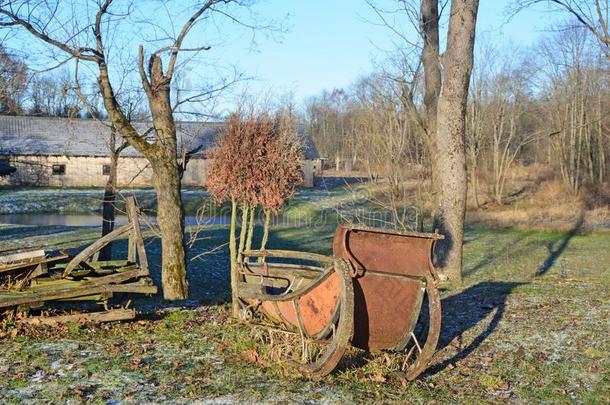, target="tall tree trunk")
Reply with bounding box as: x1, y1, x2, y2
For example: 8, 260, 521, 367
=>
152, 158, 188, 300
420, 0, 442, 200
146, 55, 188, 300
98, 56, 189, 300
99, 129, 119, 261
432, 0, 479, 283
